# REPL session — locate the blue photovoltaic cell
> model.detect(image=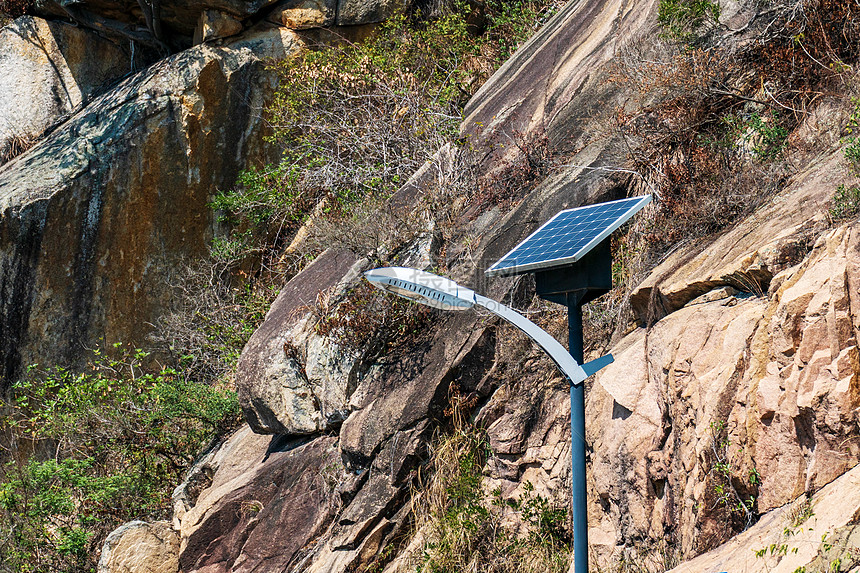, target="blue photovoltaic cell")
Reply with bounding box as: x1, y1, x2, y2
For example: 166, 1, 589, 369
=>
485, 195, 652, 277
